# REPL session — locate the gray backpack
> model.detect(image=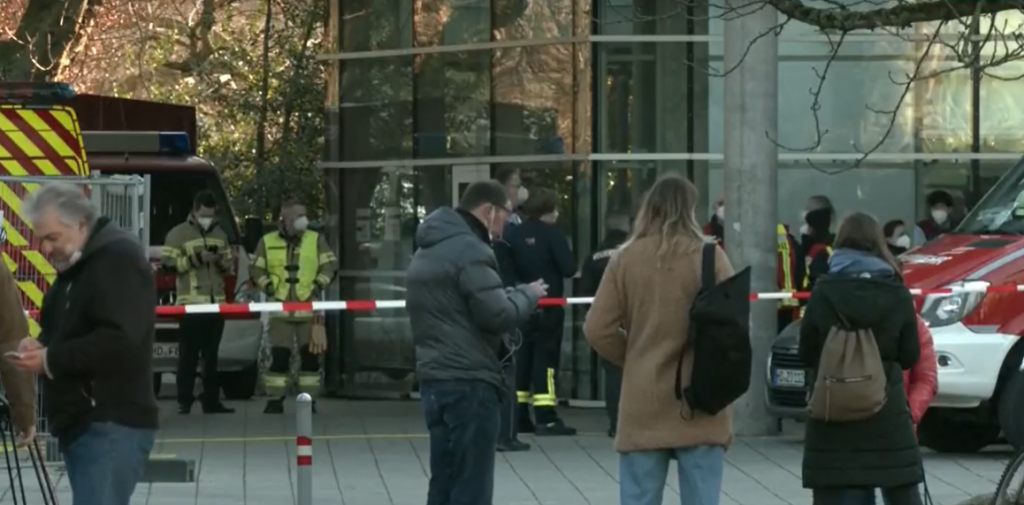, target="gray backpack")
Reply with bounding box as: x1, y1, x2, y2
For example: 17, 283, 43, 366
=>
807, 313, 888, 422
